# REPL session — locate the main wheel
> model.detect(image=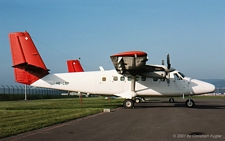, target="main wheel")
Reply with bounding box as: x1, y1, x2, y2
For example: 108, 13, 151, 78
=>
169, 97, 175, 103
134, 98, 140, 103
123, 99, 134, 109
185, 99, 195, 108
